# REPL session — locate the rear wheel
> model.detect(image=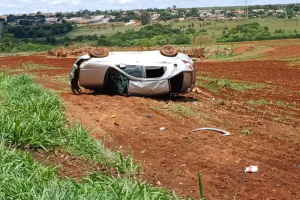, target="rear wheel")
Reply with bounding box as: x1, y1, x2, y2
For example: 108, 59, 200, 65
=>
89, 48, 109, 58
160, 45, 178, 57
